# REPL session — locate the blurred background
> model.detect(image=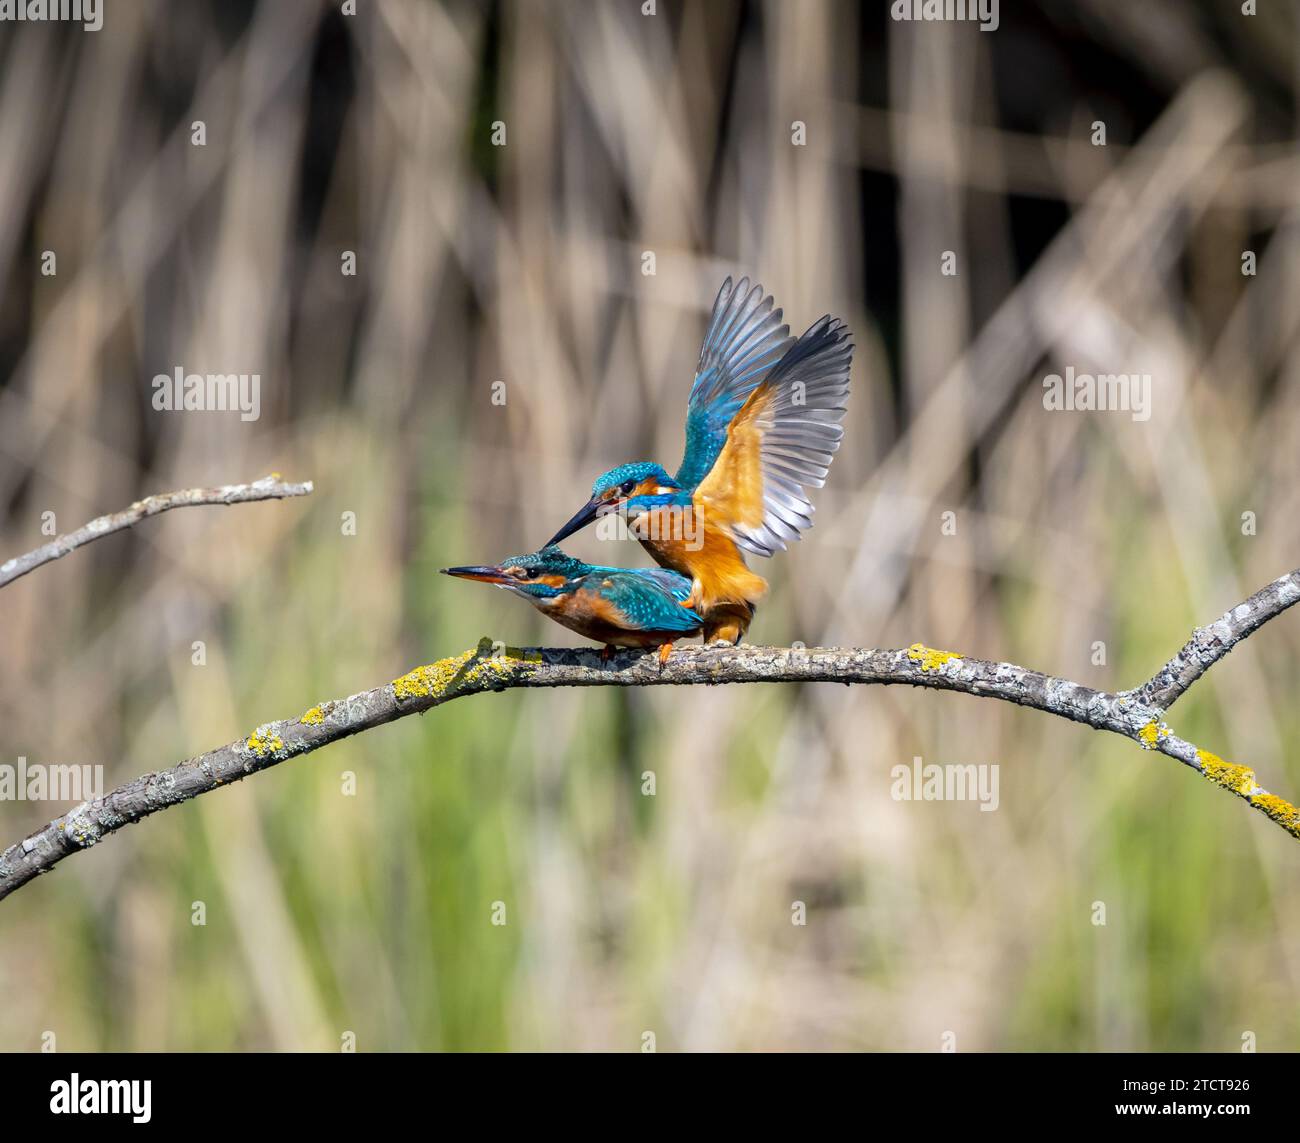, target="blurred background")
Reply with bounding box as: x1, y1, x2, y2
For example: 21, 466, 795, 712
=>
1, 0, 1298, 1051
